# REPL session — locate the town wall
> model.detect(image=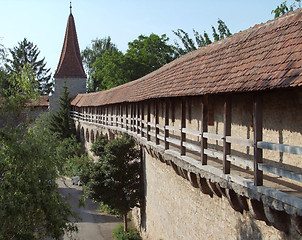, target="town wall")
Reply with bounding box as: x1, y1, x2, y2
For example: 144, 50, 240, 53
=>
73, 89, 302, 239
